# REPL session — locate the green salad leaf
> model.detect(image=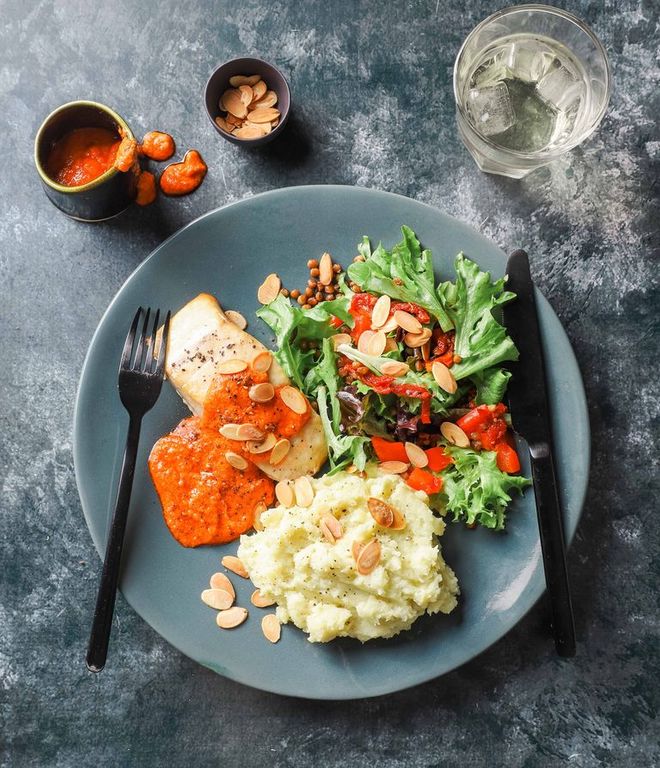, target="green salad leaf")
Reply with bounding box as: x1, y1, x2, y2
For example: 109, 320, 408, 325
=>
471, 367, 512, 405
257, 294, 350, 391
441, 445, 531, 530
441, 253, 519, 381
348, 226, 454, 331
317, 384, 369, 473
